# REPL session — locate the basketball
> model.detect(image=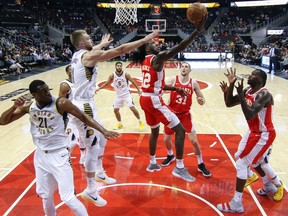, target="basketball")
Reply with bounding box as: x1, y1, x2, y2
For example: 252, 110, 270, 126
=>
186, 2, 208, 24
